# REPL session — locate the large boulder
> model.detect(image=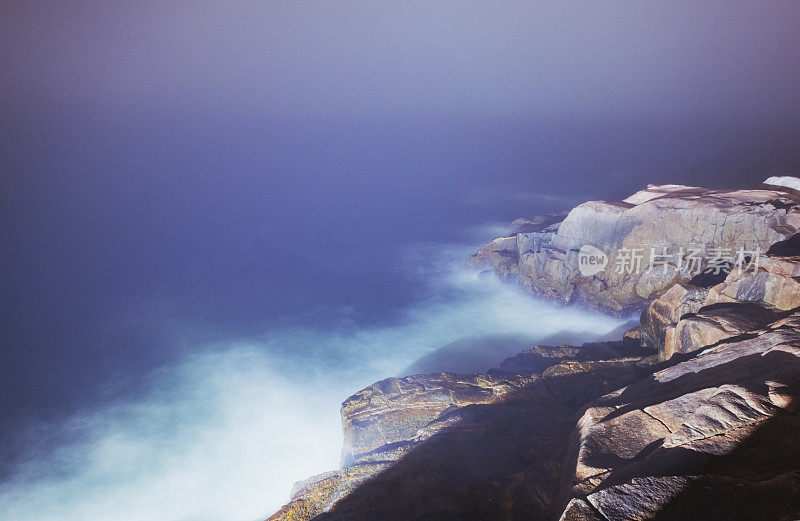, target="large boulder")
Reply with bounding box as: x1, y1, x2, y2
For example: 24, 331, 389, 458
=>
308, 352, 650, 521
763, 175, 800, 194
471, 182, 800, 314
647, 236, 800, 360
270, 371, 541, 521
270, 297, 800, 521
